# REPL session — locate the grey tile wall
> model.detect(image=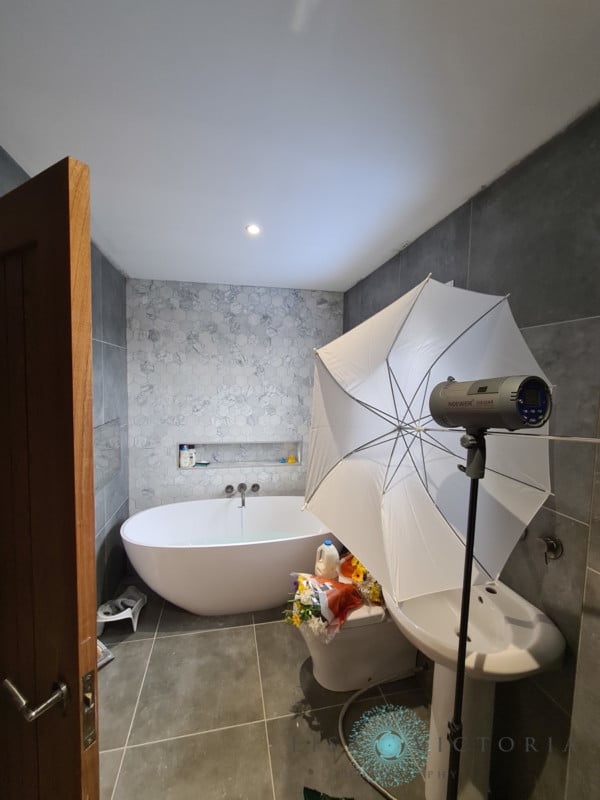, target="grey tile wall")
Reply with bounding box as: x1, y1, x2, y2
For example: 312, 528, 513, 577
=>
343, 104, 600, 799
566, 567, 600, 798
92, 245, 129, 602
127, 280, 343, 510
0, 145, 29, 195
